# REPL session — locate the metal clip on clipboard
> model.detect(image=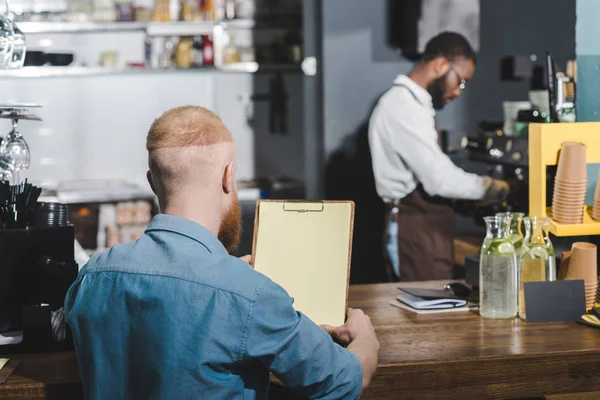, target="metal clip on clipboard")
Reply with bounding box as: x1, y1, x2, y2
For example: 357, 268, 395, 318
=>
282, 201, 325, 213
